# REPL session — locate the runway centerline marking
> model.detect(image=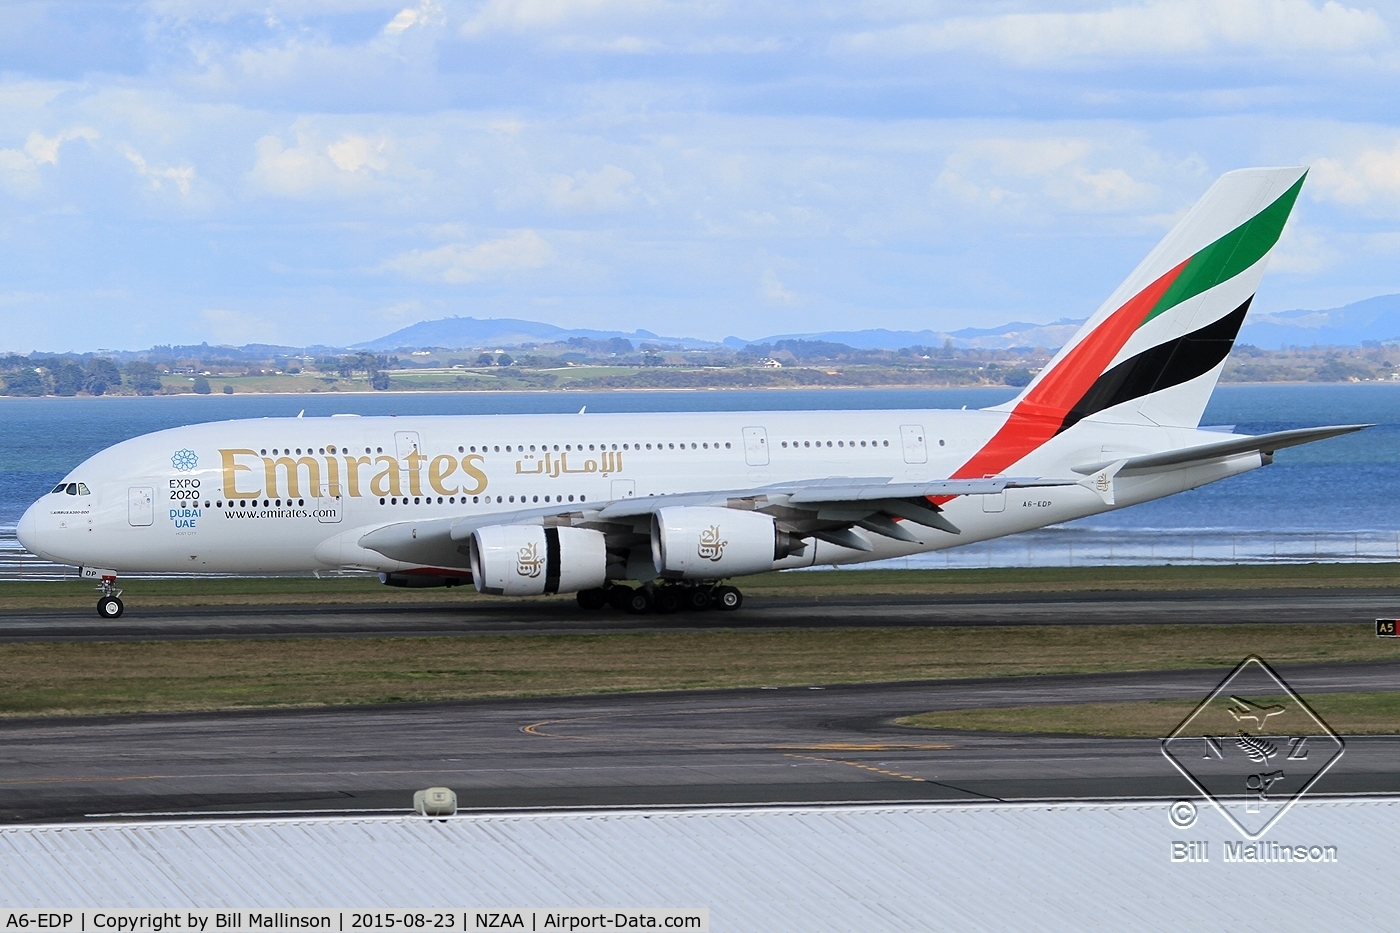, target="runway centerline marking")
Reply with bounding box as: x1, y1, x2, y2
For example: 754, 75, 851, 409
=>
771, 743, 953, 751
784, 754, 928, 783
0, 766, 536, 787
783, 754, 1006, 800
521, 717, 954, 752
